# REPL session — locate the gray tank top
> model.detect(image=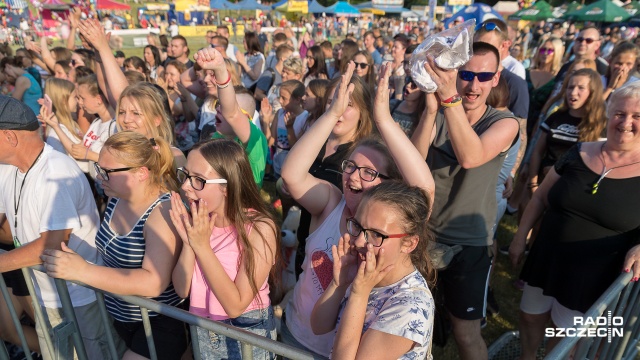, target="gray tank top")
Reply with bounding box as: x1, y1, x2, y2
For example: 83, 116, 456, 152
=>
427, 106, 517, 246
